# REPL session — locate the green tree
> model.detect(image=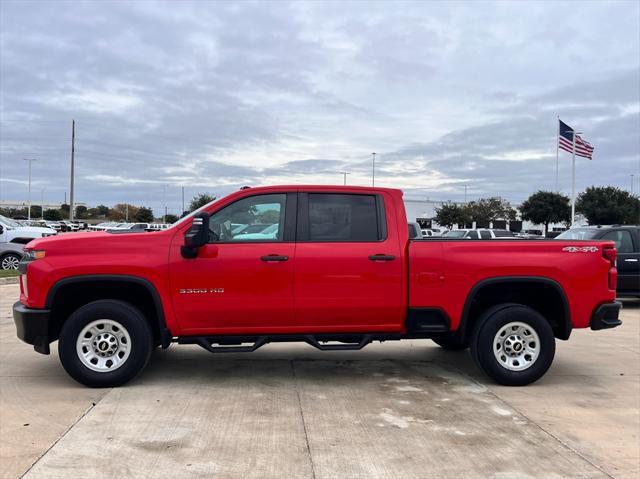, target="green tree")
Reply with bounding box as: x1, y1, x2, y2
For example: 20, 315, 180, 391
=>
60, 203, 70, 219
29, 205, 43, 218
164, 214, 179, 223
43, 209, 63, 221
519, 191, 571, 233
189, 193, 216, 212
434, 203, 469, 228
135, 206, 155, 223
96, 205, 109, 216
75, 205, 88, 219
466, 197, 516, 228
576, 186, 640, 225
